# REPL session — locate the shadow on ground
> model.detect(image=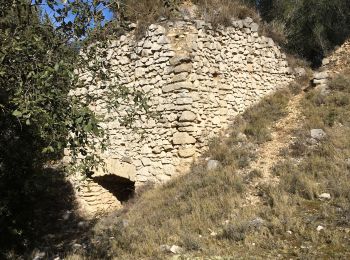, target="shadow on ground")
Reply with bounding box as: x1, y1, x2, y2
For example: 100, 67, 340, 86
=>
1, 167, 95, 260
